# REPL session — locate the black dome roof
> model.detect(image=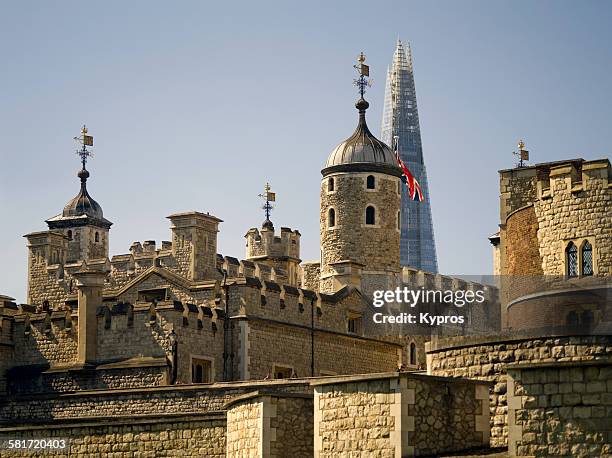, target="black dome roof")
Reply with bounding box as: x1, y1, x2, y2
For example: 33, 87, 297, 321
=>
46, 165, 112, 229
63, 168, 104, 219
323, 98, 401, 177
